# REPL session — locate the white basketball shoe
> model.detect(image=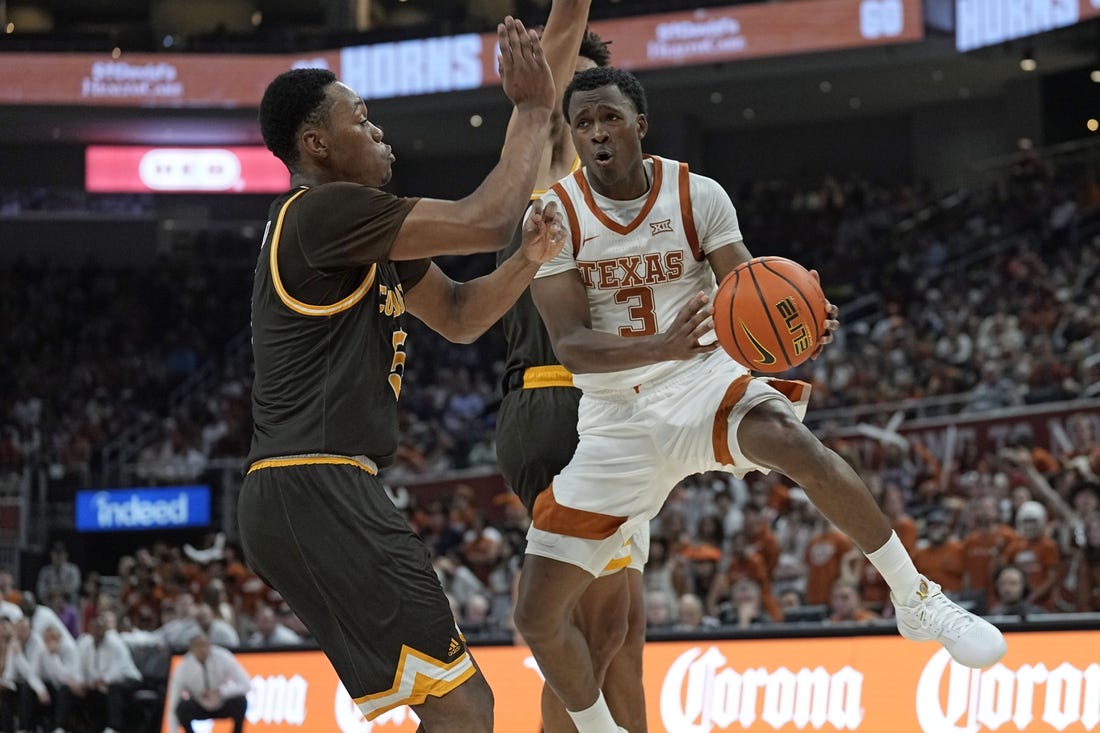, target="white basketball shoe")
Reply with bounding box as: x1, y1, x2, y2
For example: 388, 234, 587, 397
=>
893, 576, 1007, 668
